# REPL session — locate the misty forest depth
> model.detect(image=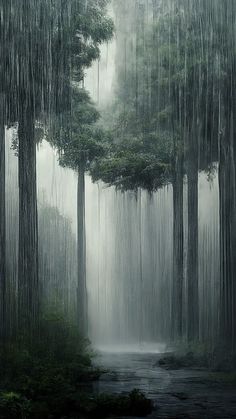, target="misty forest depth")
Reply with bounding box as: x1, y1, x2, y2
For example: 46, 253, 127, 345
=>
0, 1, 236, 418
